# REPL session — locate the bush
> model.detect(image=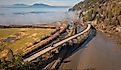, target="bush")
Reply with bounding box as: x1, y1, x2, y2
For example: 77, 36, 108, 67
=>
0, 48, 34, 70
